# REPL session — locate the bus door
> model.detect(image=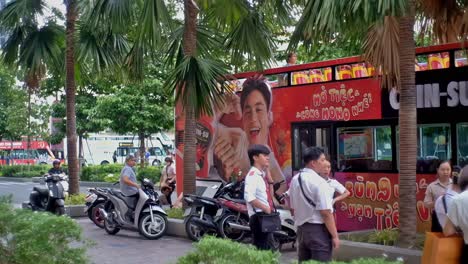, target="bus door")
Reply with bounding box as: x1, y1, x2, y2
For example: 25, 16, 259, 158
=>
292, 123, 333, 169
